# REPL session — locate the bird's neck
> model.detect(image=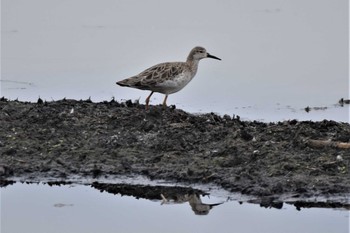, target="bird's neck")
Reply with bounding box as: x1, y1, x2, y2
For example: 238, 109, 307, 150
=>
186, 58, 200, 74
